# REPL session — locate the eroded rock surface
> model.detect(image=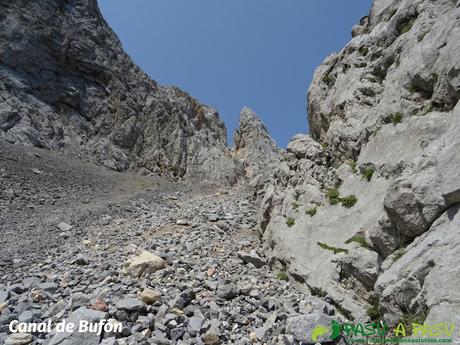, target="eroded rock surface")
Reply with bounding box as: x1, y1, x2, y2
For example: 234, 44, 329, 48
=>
0, 0, 241, 184
258, 0, 460, 324
233, 107, 283, 180
1, 0, 460, 343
